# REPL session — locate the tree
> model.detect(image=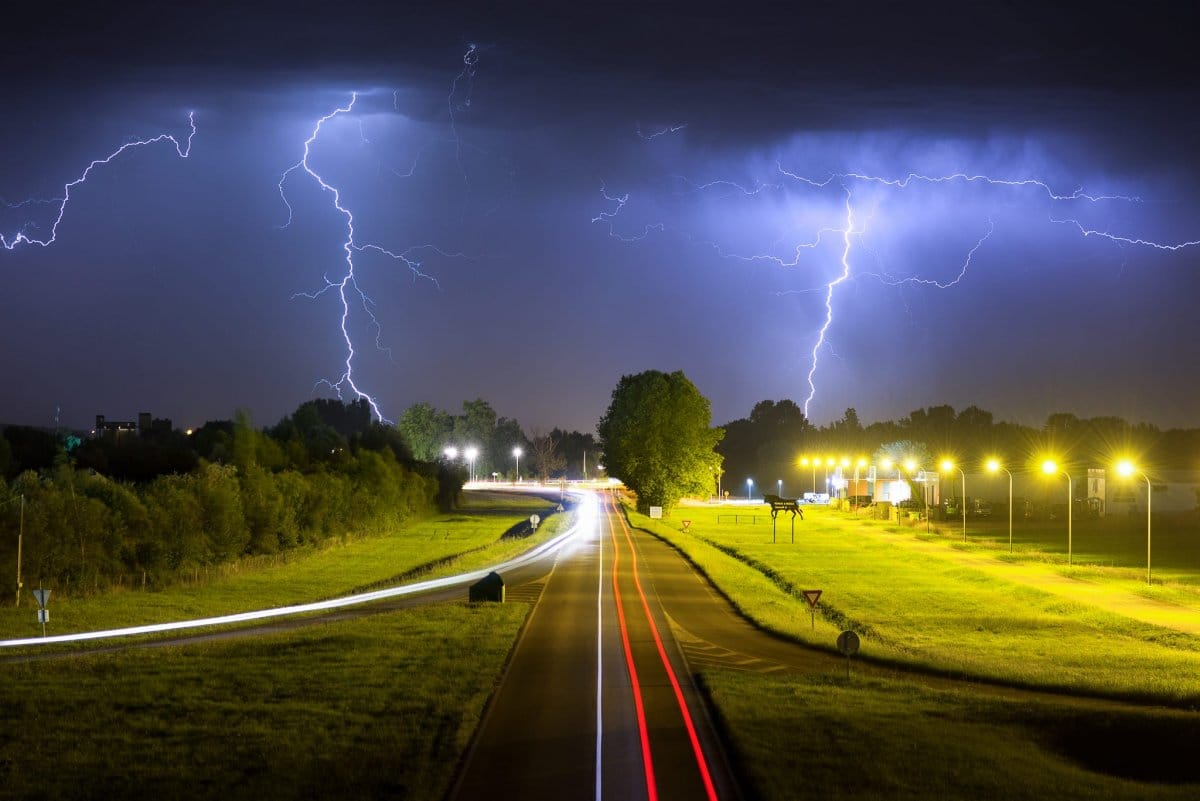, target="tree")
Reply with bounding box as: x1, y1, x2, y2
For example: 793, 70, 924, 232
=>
598, 370, 724, 514
396, 402, 454, 461
528, 431, 566, 481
